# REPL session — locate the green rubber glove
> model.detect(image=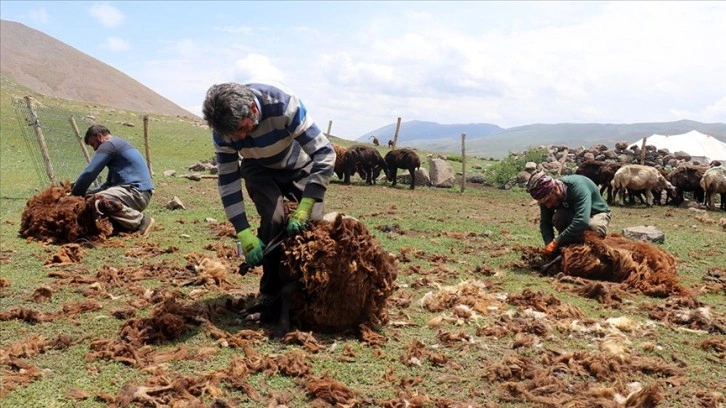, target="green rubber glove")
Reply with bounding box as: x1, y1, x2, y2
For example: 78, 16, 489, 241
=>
237, 228, 265, 267
287, 197, 315, 234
